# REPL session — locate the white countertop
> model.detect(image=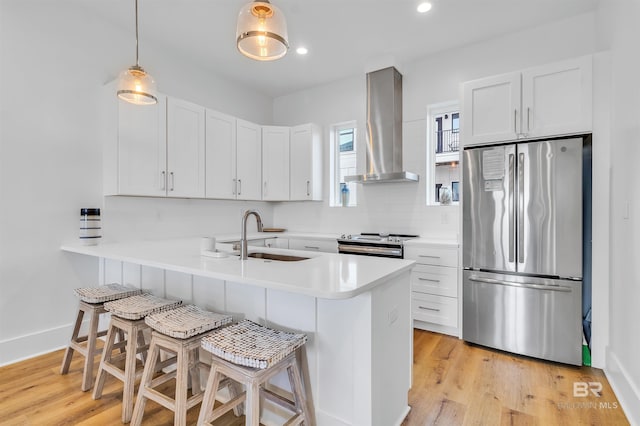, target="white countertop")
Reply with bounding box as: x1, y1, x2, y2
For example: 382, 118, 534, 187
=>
61, 238, 414, 300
